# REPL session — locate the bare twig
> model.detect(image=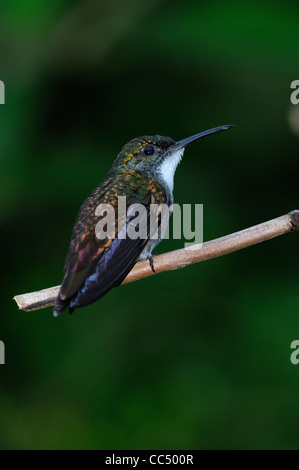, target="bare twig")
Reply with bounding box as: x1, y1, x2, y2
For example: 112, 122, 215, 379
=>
14, 210, 299, 312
